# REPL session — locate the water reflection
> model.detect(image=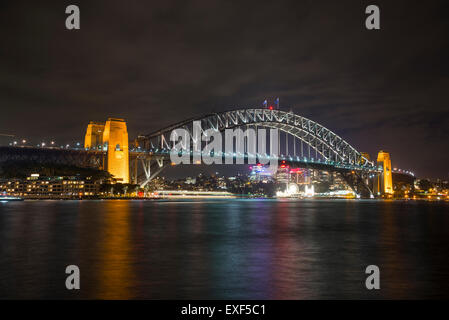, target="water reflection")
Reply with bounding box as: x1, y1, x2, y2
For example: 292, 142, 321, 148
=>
0, 199, 448, 299
94, 201, 135, 299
